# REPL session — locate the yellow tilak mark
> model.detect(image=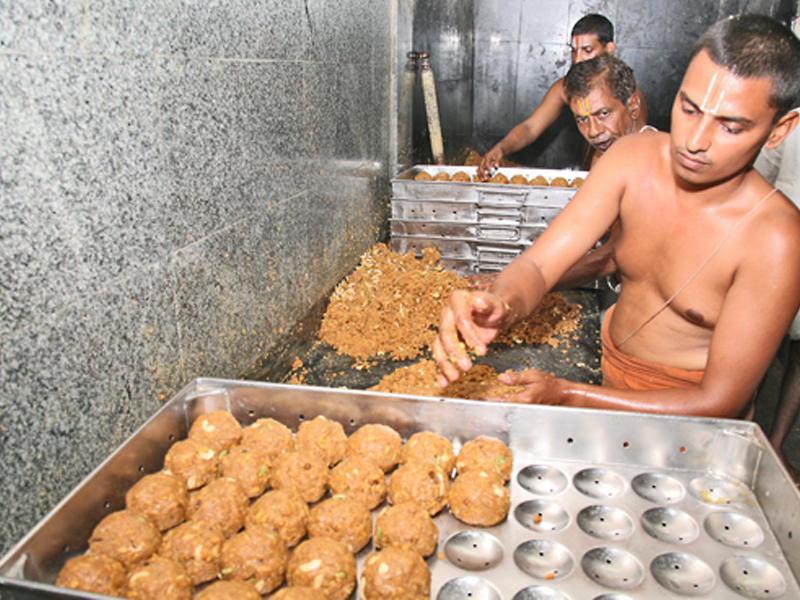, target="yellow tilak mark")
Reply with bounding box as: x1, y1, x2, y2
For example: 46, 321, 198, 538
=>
578, 98, 591, 117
